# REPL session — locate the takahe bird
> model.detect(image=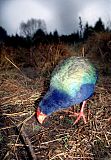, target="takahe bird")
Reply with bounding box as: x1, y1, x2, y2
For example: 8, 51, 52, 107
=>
36, 56, 98, 124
